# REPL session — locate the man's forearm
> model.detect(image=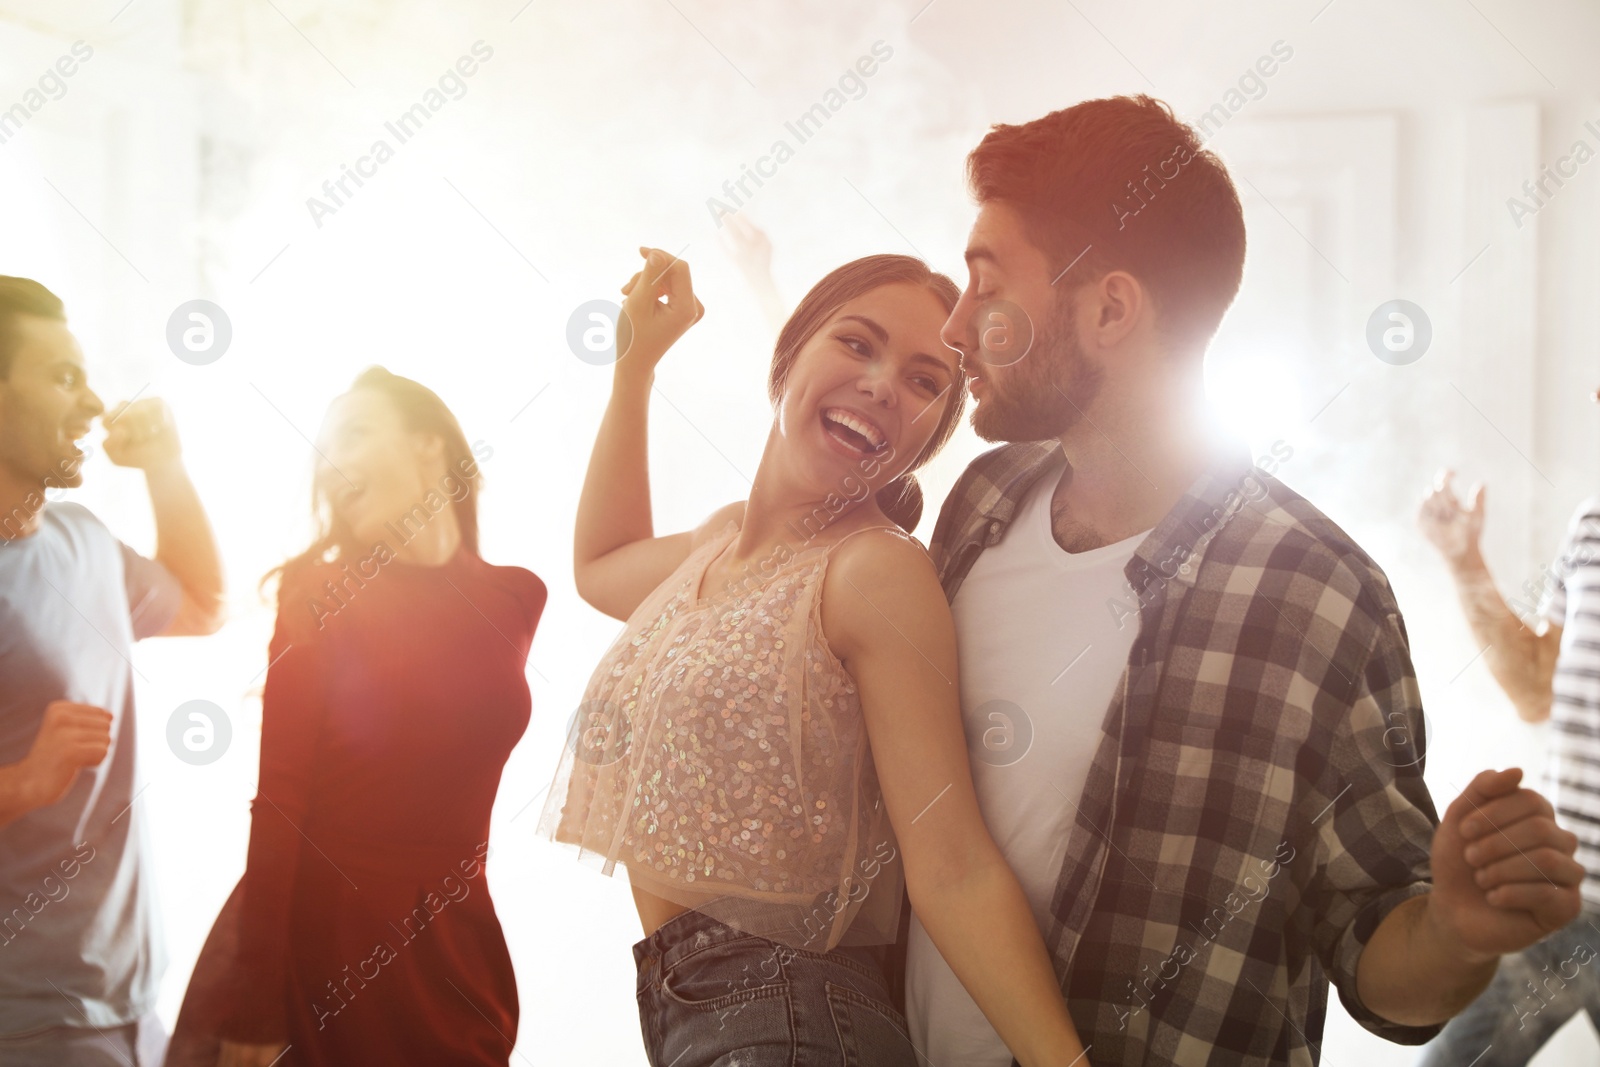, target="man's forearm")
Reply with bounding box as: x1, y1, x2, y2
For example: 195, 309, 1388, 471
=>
1447, 549, 1552, 720
145, 458, 223, 619
1356, 894, 1498, 1026
0, 760, 40, 828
